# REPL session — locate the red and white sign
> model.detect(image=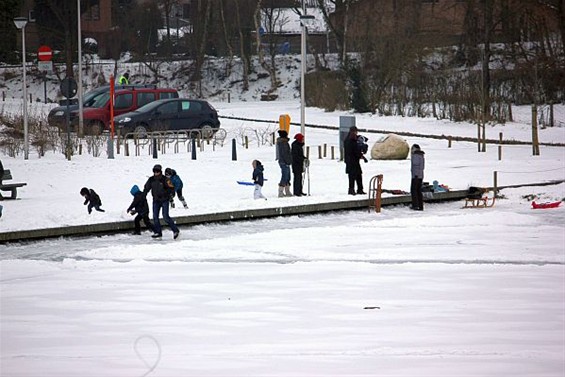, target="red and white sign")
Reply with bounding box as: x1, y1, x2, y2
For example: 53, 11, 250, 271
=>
38, 45, 52, 61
